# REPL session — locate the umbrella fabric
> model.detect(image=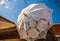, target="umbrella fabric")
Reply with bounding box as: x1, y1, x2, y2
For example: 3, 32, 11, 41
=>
17, 3, 53, 41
